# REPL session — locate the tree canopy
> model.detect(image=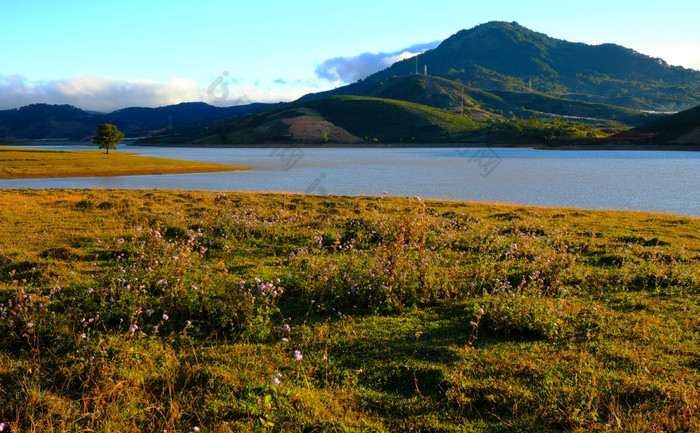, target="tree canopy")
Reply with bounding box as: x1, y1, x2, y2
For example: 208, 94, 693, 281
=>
93, 123, 124, 154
